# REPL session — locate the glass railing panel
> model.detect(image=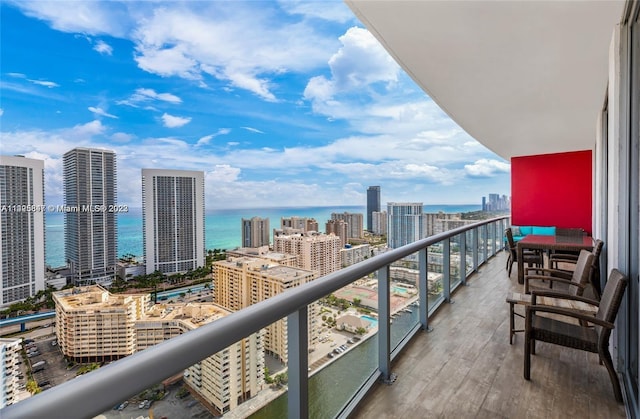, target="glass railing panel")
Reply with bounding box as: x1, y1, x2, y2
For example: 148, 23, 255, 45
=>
465, 230, 475, 277
450, 235, 462, 290
427, 244, 445, 310
250, 292, 380, 419
477, 224, 487, 265
389, 249, 421, 351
